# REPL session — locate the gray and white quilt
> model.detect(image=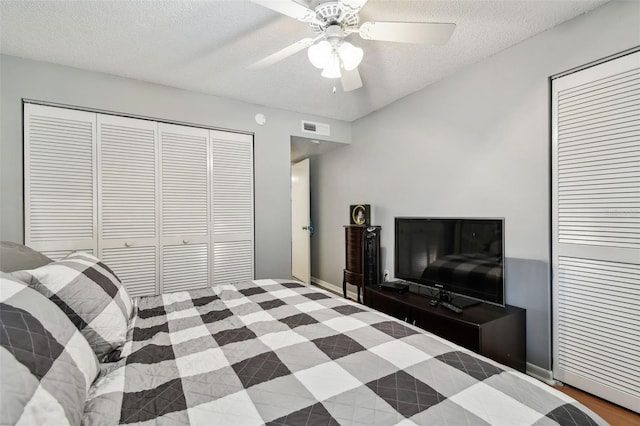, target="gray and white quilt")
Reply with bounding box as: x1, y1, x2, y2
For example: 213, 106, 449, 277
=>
82, 279, 605, 425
